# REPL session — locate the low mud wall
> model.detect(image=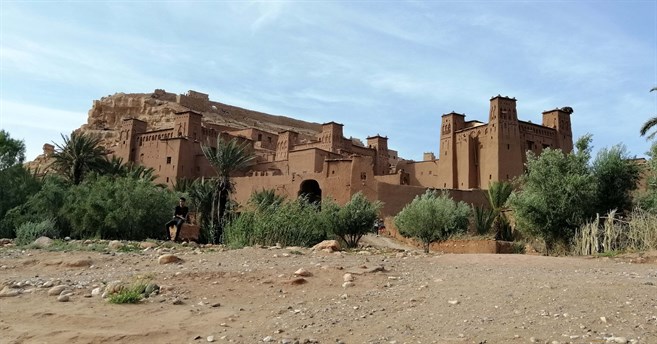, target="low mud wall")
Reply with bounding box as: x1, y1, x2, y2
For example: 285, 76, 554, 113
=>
382, 217, 515, 254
